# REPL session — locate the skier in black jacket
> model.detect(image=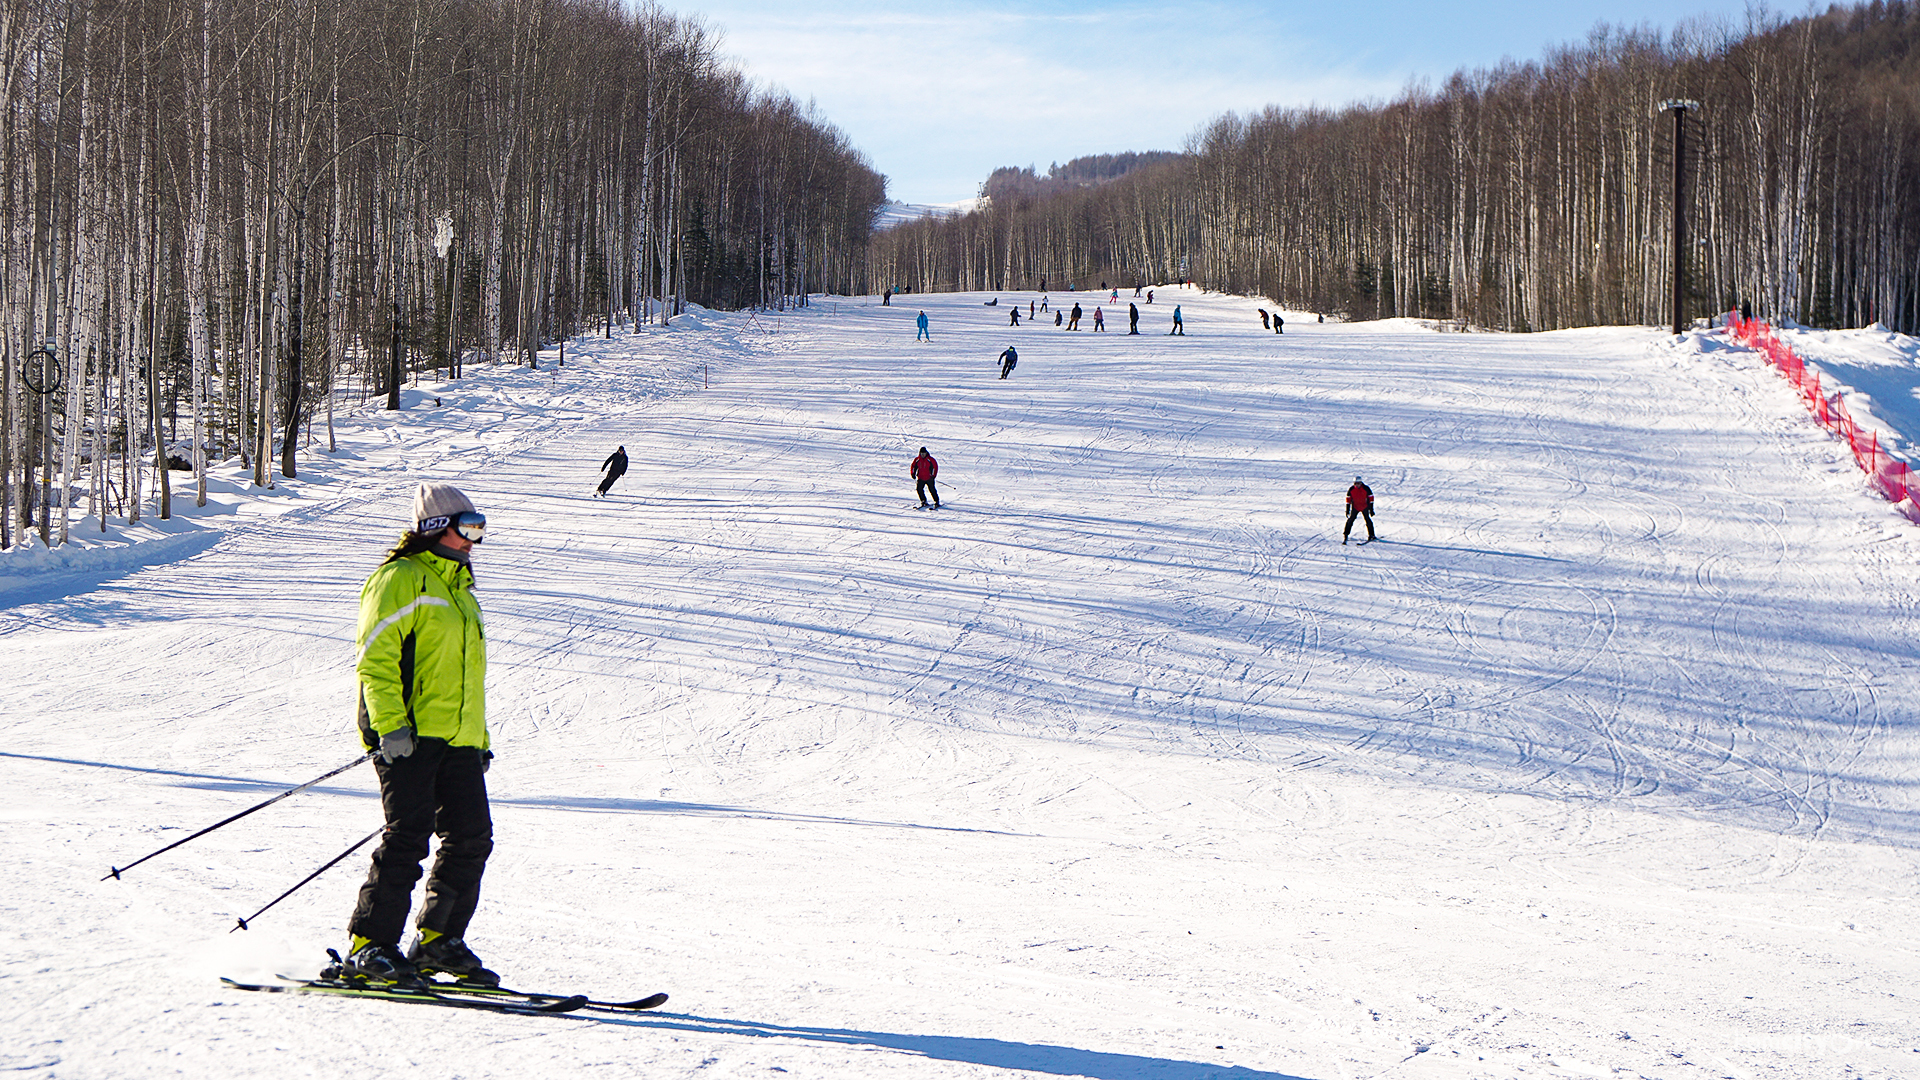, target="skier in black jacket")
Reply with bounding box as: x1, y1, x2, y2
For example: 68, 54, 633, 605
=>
595, 446, 629, 497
